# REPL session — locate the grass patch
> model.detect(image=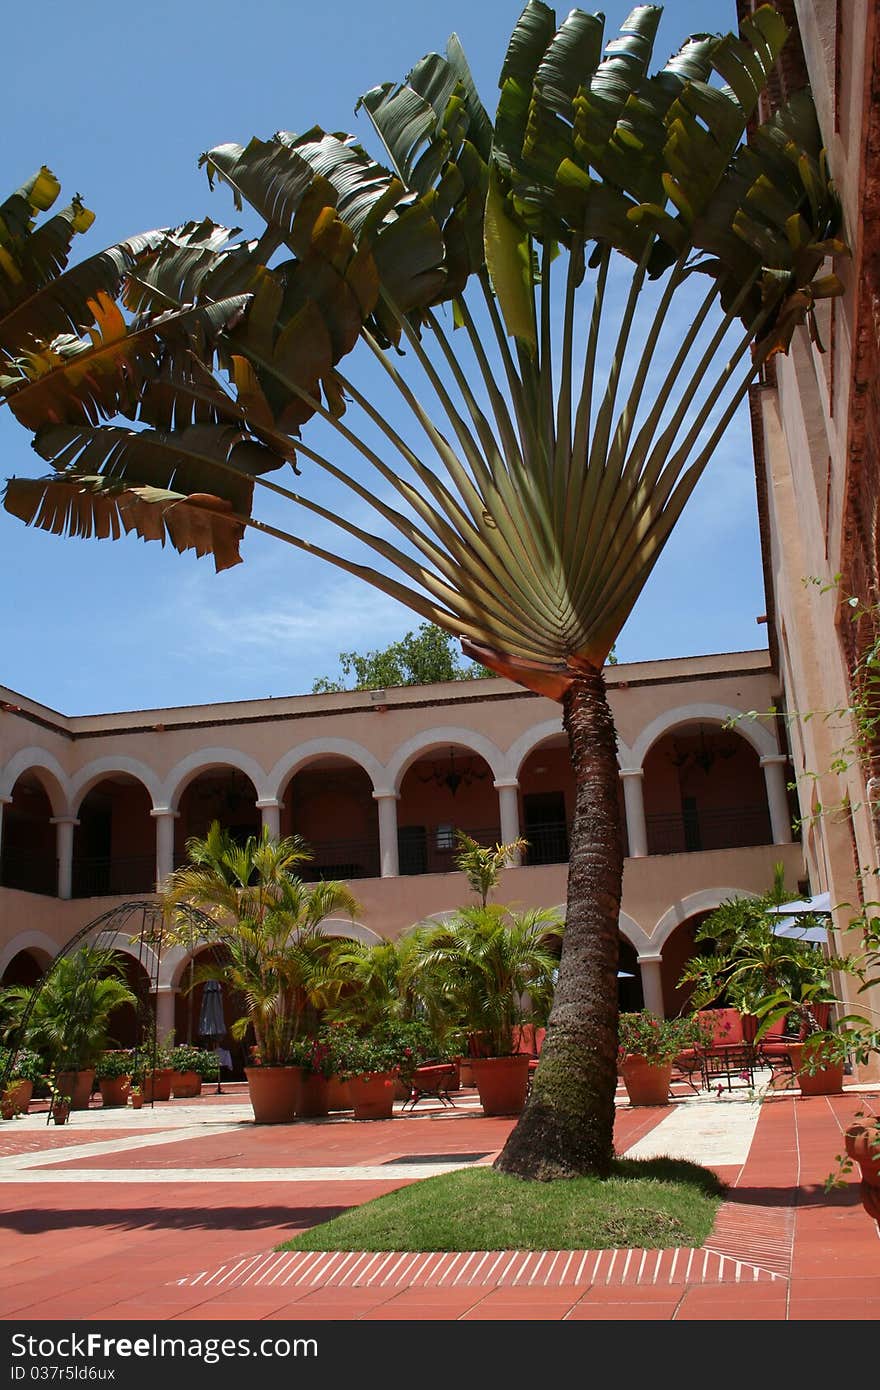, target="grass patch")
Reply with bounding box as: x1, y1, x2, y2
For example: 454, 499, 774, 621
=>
278, 1157, 724, 1253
